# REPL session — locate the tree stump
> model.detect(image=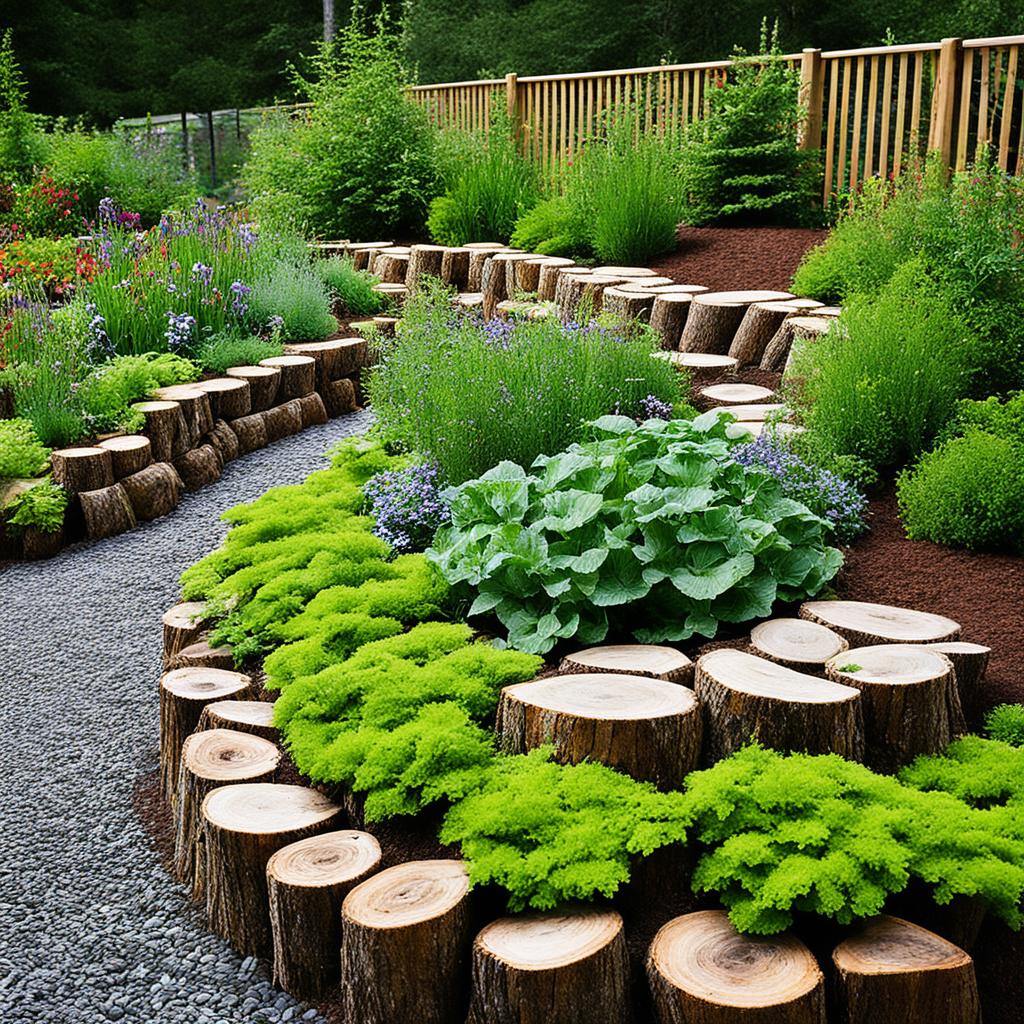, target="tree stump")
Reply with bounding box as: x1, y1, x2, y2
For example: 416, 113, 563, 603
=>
196, 377, 251, 420
174, 444, 223, 491
782, 317, 833, 376
695, 649, 864, 762
799, 601, 961, 648
815, 305, 843, 317
501, 253, 542, 296
603, 286, 656, 325
375, 250, 410, 283
406, 244, 448, 293
441, 247, 472, 289
557, 273, 623, 321
162, 601, 208, 667
203, 783, 343, 957
159, 666, 253, 800
78, 482, 136, 539
174, 728, 281, 899
593, 265, 657, 278
371, 282, 409, 308
349, 241, 393, 270
535, 258, 577, 301
197, 699, 278, 739
151, 385, 213, 450
468, 249, 511, 292
131, 400, 187, 463
21, 525, 64, 560
52, 447, 114, 495
825, 645, 963, 770
559, 645, 694, 686
647, 284, 710, 295
832, 915, 980, 1024
263, 400, 304, 443
268, 830, 382, 999
647, 910, 825, 1024
366, 245, 407, 276
172, 638, 235, 672
495, 300, 534, 321
926, 642, 991, 719
295, 391, 329, 428
371, 315, 399, 336
653, 352, 737, 383
97, 435, 152, 479
121, 462, 183, 521
514, 257, 552, 293
680, 291, 787, 355
203, 420, 240, 464
454, 292, 485, 311
481, 256, 511, 319
496, 672, 702, 788
749, 618, 848, 674
321, 378, 357, 417
761, 316, 829, 374
230, 412, 268, 454
468, 908, 629, 1024
700, 383, 775, 405
225, 366, 280, 413
257, 355, 316, 400
728, 301, 799, 366
341, 859, 472, 1024
649, 294, 694, 349
285, 337, 367, 383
